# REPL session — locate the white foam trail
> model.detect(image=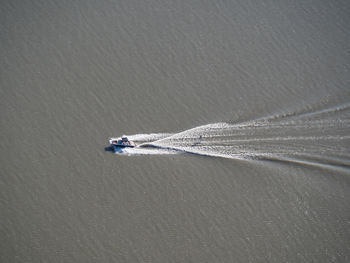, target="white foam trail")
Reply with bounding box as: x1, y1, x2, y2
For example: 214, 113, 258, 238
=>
146, 104, 350, 170
115, 146, 179, 156
125, 133, 173, 142
109, 103, 350, 170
